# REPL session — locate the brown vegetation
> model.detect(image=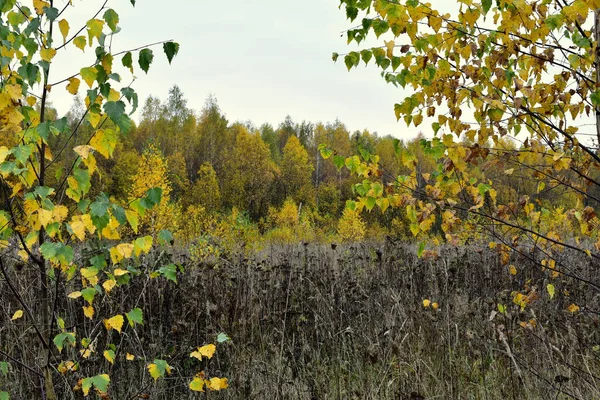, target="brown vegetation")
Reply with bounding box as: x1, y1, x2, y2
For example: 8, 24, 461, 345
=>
2, 243, 598, 399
